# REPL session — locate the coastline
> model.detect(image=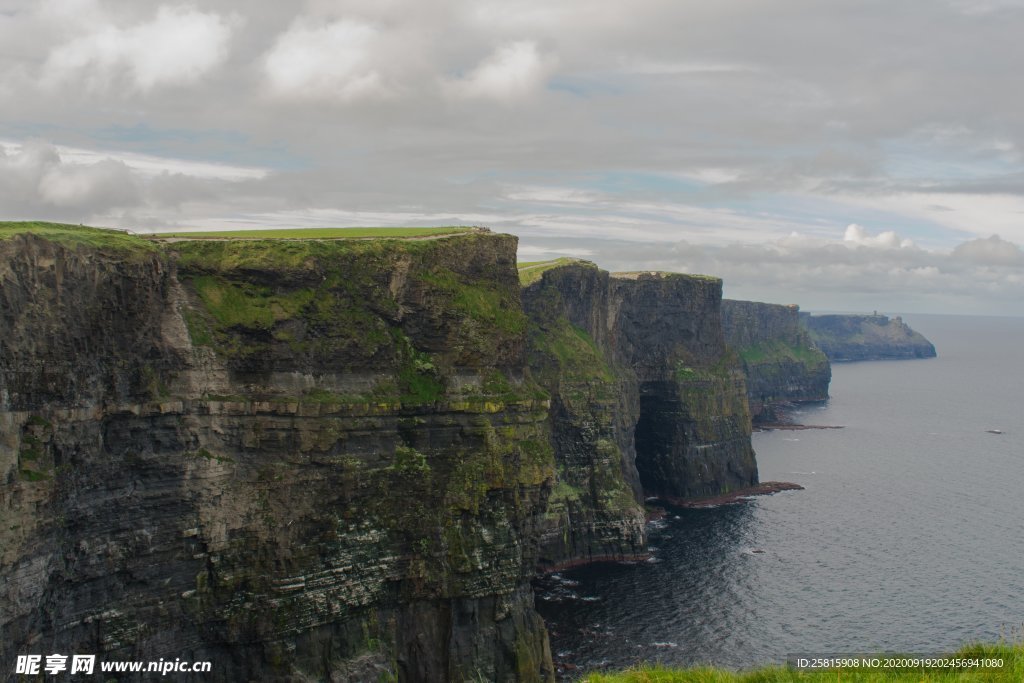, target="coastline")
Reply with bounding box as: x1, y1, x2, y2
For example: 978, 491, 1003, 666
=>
653, 481, 805, 509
